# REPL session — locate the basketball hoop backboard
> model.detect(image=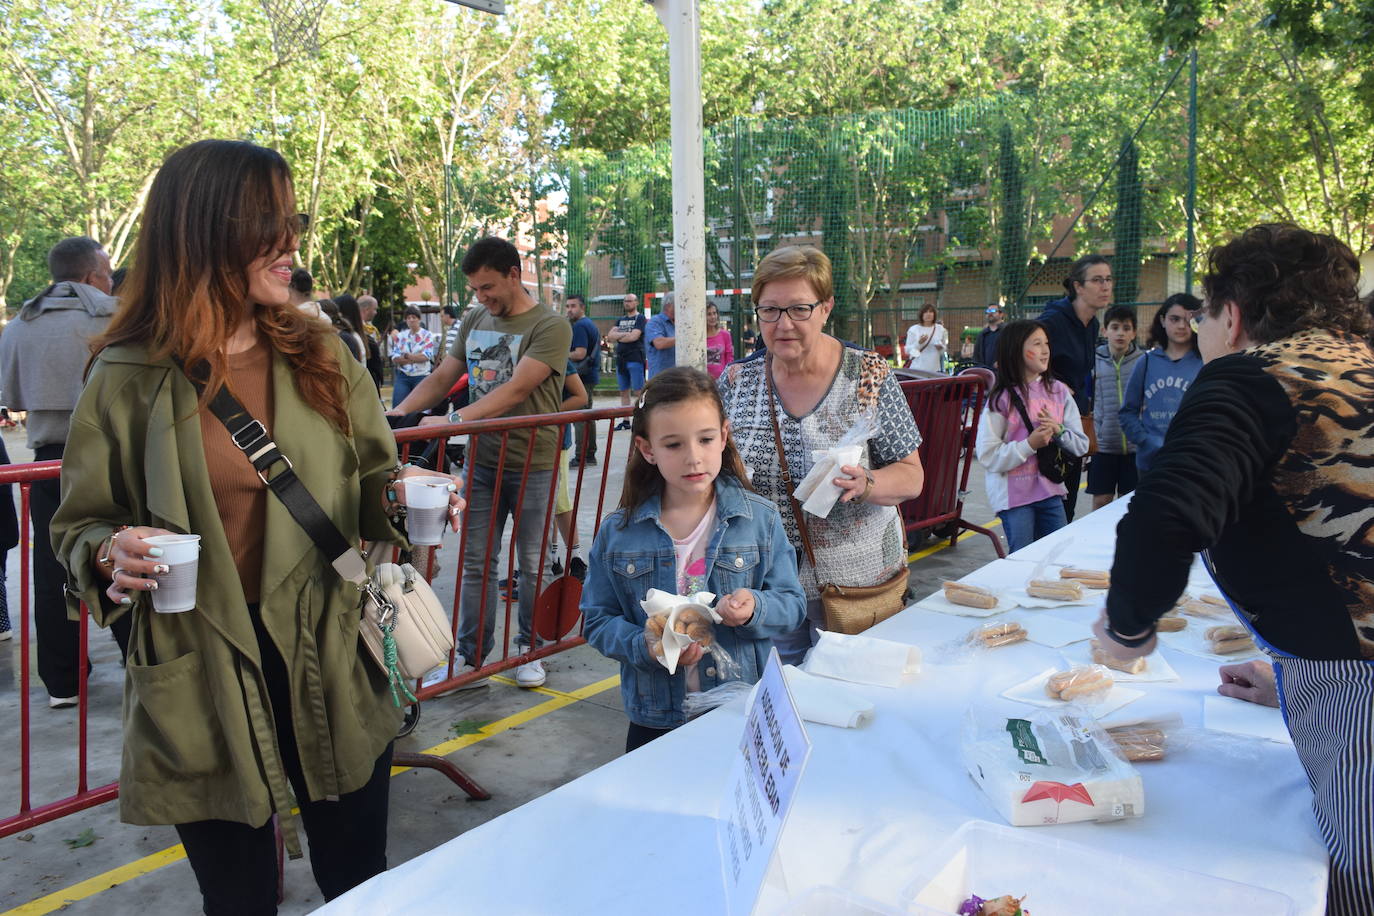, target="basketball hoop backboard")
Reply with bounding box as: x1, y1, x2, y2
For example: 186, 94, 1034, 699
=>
443, 0, 505, 12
